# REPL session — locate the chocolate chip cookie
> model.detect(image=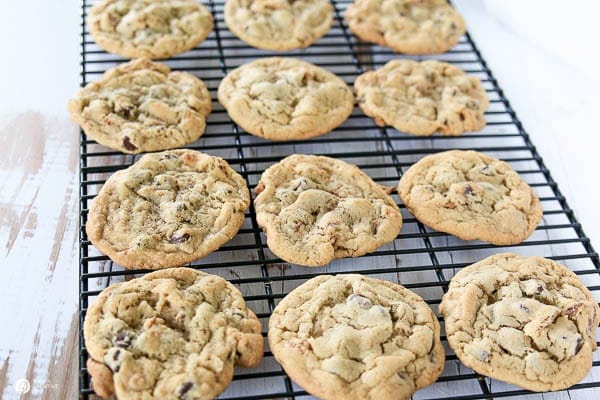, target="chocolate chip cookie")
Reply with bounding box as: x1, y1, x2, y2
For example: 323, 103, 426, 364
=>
87, 0, 214, 59
345, 0, 466, 54
224, 0, 333, 50
68, 58, 212, 154
355, 60, 488, 135
269, 274, 445, 400
86, 150, 250, 269
398, 150, 542, 245
440, 253, 600, 391
217, 57, 354, 141
254, 154, 402, 266
84, 267, 264, 399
